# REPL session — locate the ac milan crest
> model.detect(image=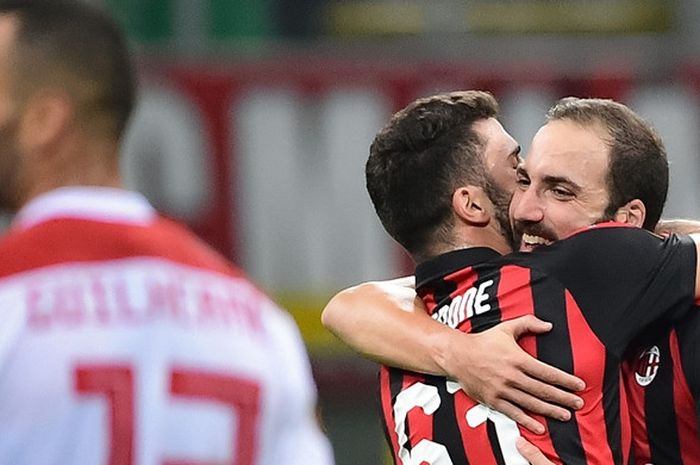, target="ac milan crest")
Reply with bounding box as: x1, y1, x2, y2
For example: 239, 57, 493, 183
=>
635, 346, 660, 386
